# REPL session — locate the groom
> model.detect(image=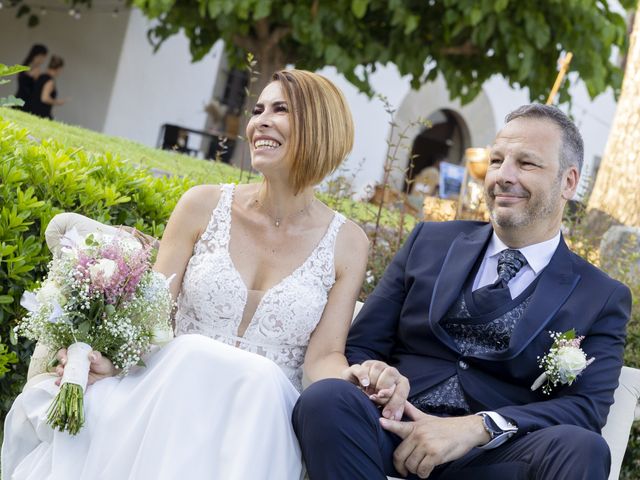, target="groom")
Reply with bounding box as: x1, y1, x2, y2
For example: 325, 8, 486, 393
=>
293, 104, 631, 479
